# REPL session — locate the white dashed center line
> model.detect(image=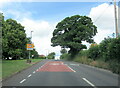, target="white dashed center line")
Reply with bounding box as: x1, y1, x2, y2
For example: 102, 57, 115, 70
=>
20, 79, 26, 83
82, 78, 97, 88
28, 74, 32, 78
